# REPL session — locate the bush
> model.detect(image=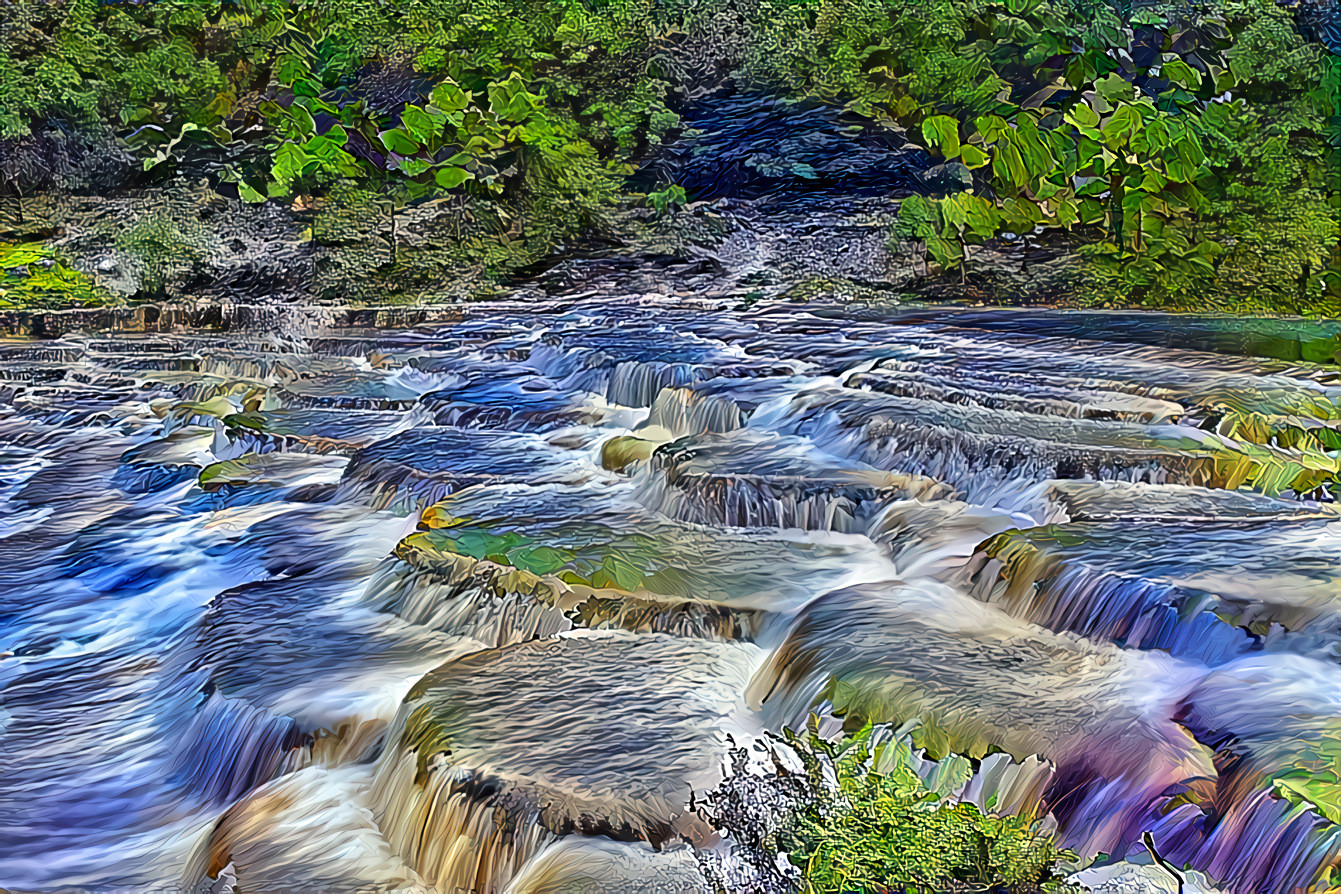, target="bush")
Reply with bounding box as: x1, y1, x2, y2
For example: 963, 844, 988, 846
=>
114, 212, 209, 297
696, 720, 1080, 894
1273, 725, 1341, 826
0, 242, 118, 309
